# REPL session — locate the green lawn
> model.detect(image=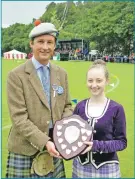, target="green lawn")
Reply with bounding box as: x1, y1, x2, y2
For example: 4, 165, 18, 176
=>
2, 59, 134, 178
